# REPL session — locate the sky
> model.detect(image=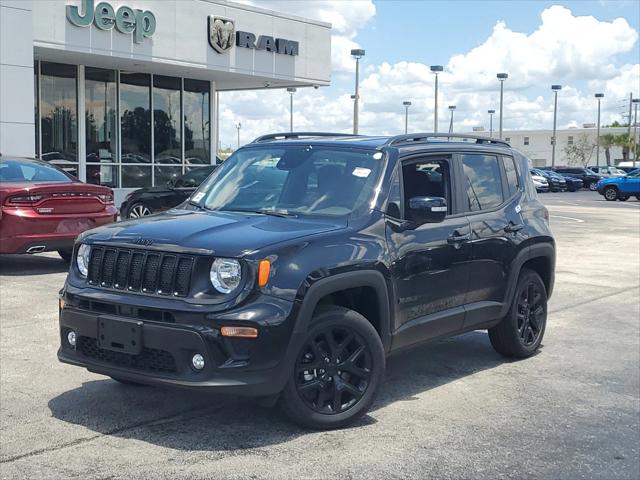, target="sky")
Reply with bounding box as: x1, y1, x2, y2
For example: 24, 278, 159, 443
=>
218, 0, 640, 149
